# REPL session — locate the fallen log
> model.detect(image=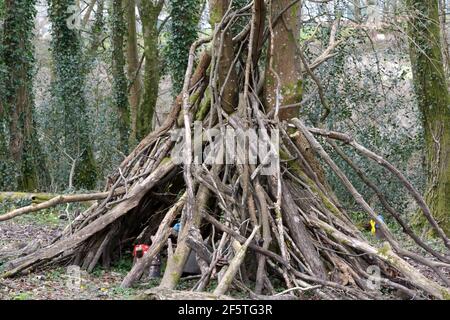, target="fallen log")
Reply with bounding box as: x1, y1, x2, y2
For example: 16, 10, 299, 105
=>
0, 188, 125, 222
0, 192, 57, 204
137, 287, 234, 300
